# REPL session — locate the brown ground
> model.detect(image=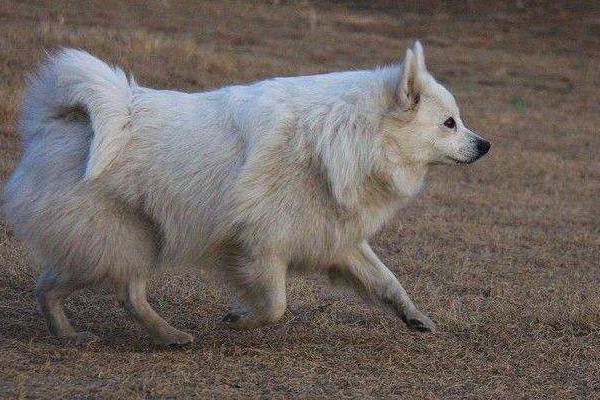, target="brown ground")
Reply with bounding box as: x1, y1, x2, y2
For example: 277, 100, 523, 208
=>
0, 1, 599, 398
